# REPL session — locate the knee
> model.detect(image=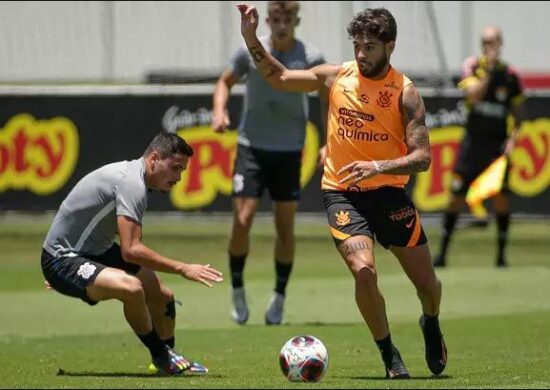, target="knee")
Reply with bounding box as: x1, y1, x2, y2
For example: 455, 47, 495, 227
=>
147, 282, 174, 306
160, 284, 174, 303
416, 277, 441, 297
121, 276, 145, 301
352, 263, 378, 286
234, 211, 254, 231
